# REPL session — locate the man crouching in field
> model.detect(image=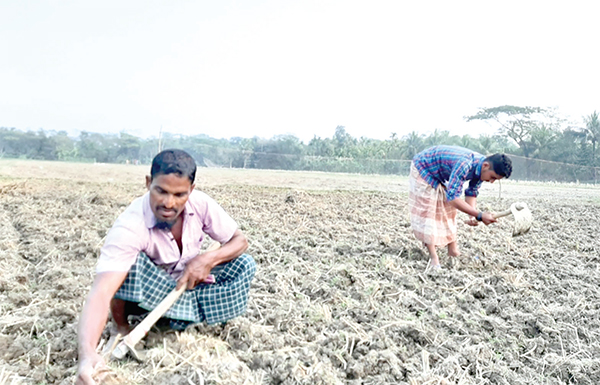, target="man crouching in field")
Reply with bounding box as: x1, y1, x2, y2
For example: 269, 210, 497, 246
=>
76, 149, 256, 384
409, 145, 512, 269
